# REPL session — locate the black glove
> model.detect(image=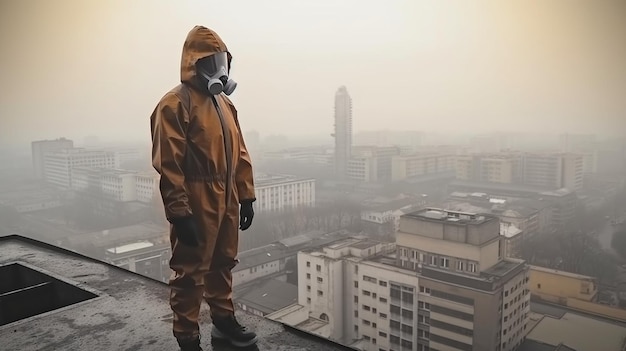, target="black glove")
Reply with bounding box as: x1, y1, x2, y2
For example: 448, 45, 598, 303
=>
239, 201, 254, 231
170, 216, 200, 247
